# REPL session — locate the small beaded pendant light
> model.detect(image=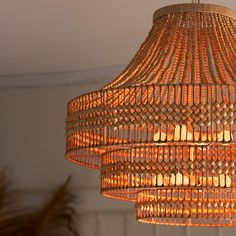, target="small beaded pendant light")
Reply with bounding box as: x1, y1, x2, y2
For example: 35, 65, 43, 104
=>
66, 1, 236, 226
